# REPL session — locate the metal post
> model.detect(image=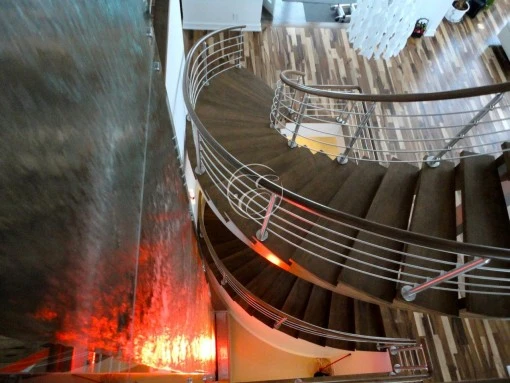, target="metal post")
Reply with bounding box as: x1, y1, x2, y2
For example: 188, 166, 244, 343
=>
256, 193, 277, 241
192, 122, 206, 175
288, 94, 309, 149
273, 317, 287, 329
336, 100, 356, 125
270, 82, 284, 129
401, 257, 490, 302
287, 76, 305, 119
337, 102, 376, 164
201, 41, 209, 86
236, 35, 242, 68
426, 92, 504, 168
